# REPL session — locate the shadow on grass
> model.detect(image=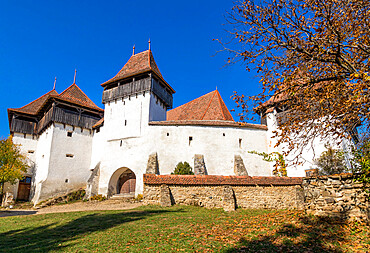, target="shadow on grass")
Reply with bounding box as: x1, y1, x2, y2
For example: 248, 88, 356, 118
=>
224, 216, 347, 253
0, 210, 37, 217
0, 208, 178, 252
